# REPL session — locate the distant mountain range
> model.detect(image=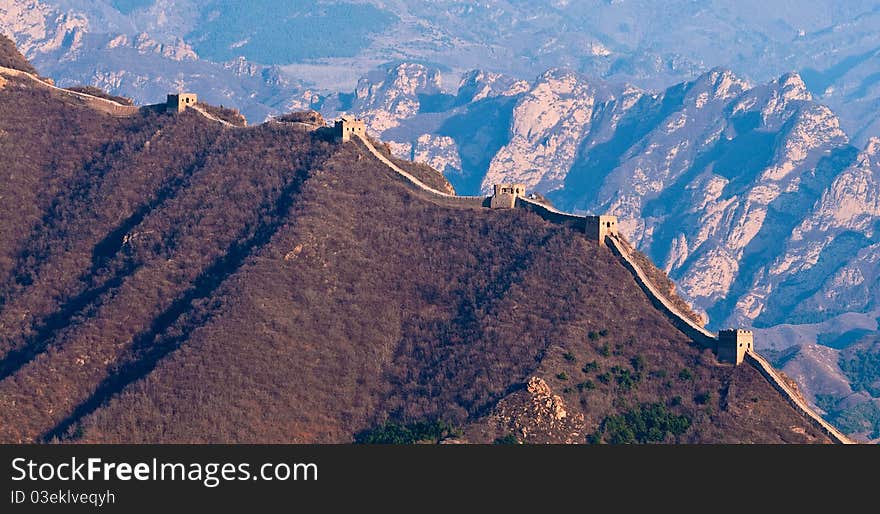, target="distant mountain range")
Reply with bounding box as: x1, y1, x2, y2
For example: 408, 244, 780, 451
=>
3, 0, 880, 142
